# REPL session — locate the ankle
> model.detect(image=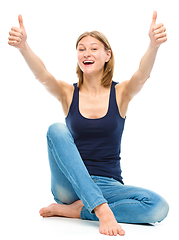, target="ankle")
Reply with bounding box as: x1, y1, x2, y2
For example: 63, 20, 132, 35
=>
94, 203, 107, 213
94, 203, 112, 220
